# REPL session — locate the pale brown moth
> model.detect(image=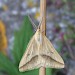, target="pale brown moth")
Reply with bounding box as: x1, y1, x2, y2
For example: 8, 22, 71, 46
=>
19, 15, 65, 72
